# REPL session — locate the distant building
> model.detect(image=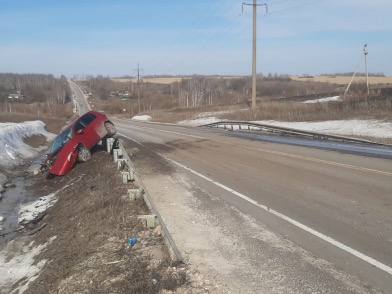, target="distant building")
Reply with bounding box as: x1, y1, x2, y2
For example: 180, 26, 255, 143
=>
8, 91, 24, 101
